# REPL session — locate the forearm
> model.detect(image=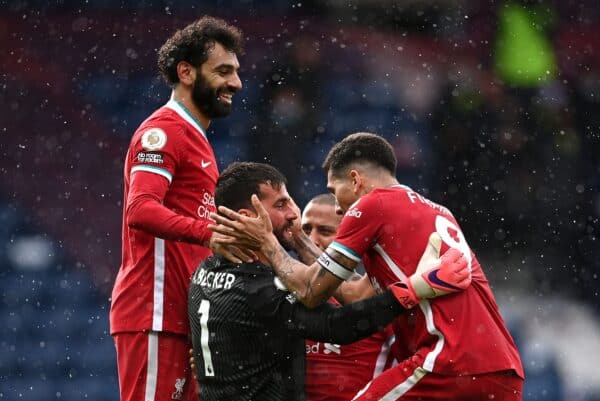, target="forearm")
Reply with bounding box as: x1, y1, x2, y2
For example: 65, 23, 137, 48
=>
263, 235, 339, 308
287, 290, 404, 344
333, 274, 376, 304
127, 194, 212, 245
289, 232, 322, 265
